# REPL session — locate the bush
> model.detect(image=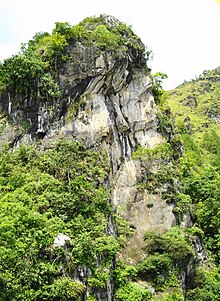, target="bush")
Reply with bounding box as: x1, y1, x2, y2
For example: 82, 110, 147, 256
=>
115, 282, 151, 301
143, 229, 194, 267
137, 254, 172, 281
49, 277, 86, 301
